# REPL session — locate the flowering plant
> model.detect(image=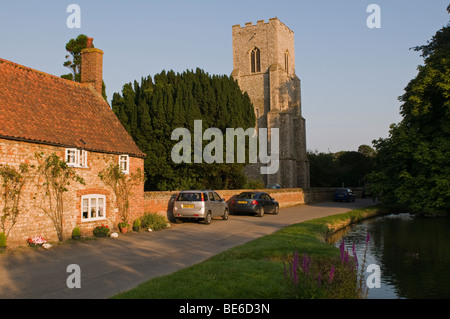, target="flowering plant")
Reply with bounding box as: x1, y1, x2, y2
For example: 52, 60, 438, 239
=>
27, 235, 47, 247
93, 224, 110, 237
